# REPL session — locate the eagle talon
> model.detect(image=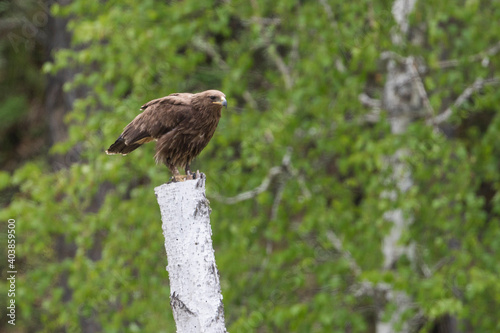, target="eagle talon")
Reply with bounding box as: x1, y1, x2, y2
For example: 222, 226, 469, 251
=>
169, 175, 189, 183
